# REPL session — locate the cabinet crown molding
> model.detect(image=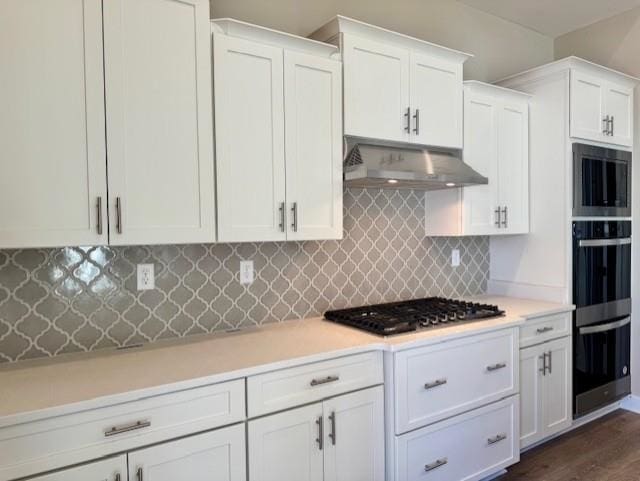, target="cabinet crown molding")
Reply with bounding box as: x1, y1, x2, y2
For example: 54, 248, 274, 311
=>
212, 18, 339, 59
309, 15, 473, 63
464, 80, 531, 102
